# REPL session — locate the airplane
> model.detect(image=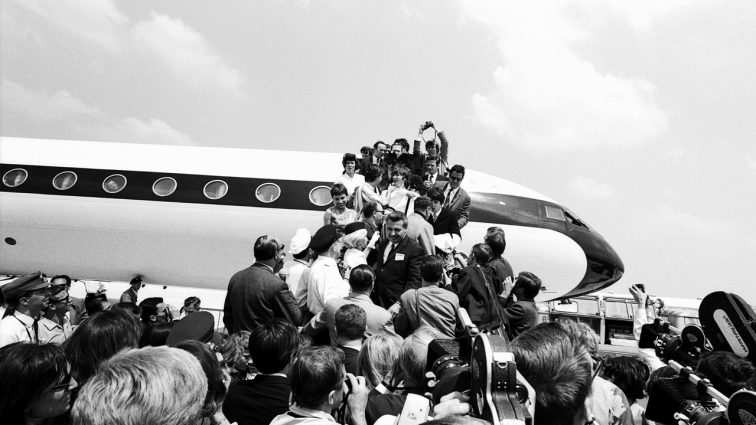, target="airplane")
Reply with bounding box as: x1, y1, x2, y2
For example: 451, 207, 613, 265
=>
0, 136, 624, 308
